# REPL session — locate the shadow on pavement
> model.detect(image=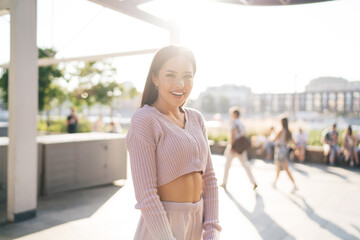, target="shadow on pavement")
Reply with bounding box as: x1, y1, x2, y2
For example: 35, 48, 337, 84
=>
290, 163, 309, 177
352, 224, 360, 234
225, 190, 296, 240
288, 194, 358, 240
0, 184, 121, 239
291, 162, 352, 181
